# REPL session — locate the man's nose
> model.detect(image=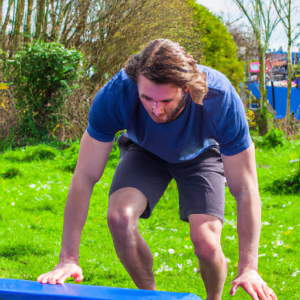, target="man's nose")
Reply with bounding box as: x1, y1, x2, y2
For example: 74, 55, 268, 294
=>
152, 102, 164, 115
